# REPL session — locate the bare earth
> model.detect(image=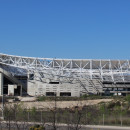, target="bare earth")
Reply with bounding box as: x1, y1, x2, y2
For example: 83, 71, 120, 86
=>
11, 99, 113, 109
